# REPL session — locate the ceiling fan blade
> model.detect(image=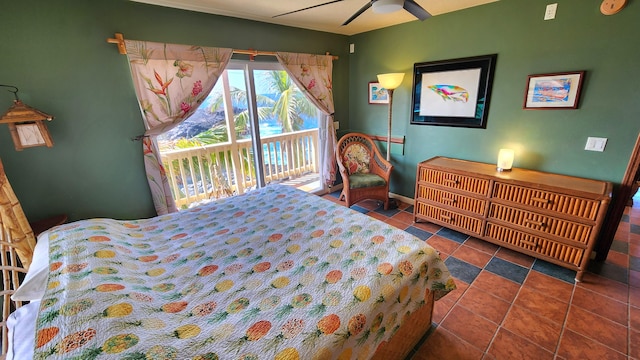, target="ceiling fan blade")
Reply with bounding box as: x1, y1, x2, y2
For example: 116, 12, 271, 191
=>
273, 0, 344, 18
403, 0, 431, 21
342, 1, 374, 26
